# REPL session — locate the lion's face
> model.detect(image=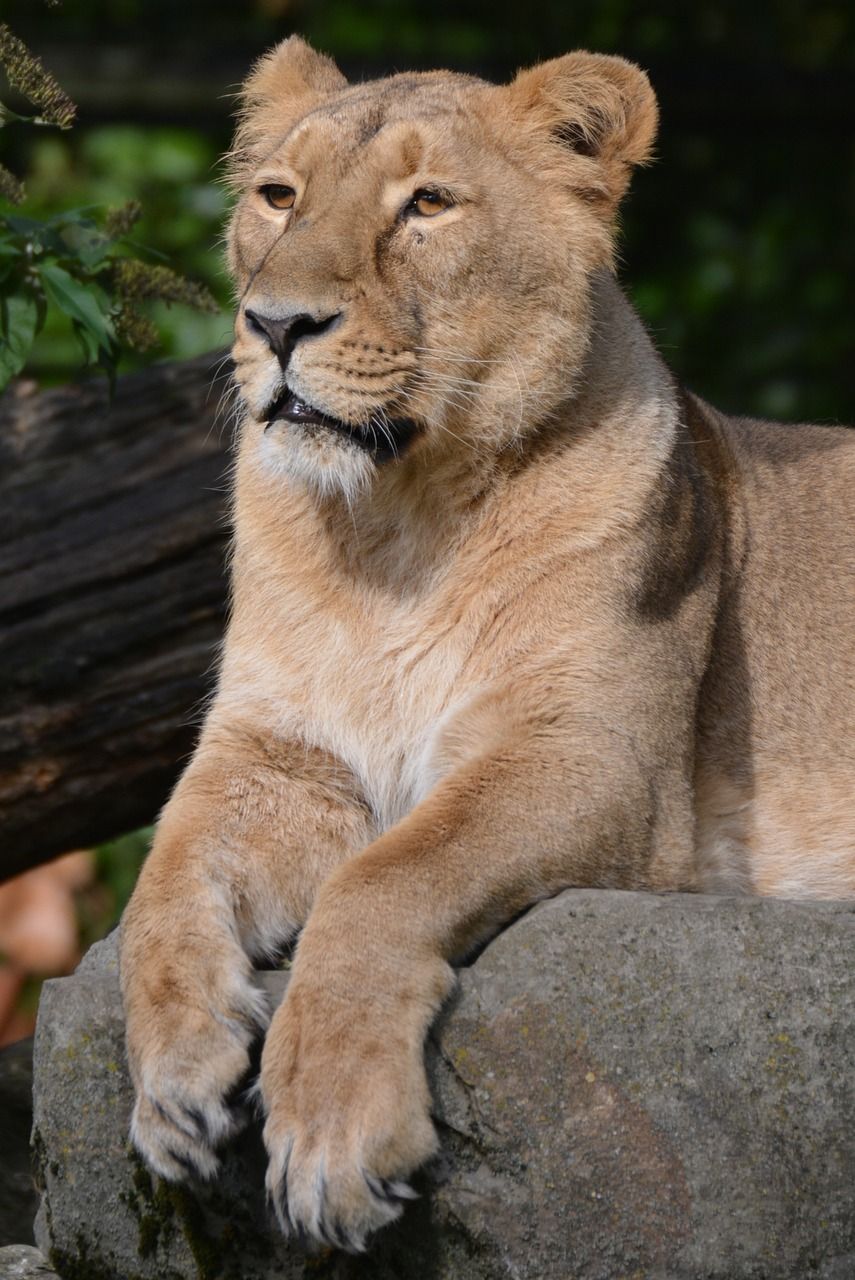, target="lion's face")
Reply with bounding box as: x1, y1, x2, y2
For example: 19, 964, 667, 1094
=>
227, 40, 656, 499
